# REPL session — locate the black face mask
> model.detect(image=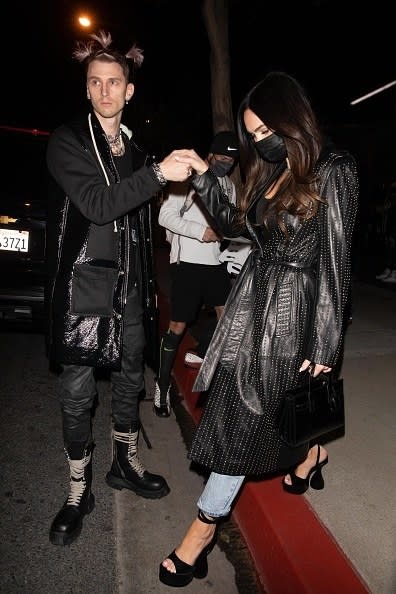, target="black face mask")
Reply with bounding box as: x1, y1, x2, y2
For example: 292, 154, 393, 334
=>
210, 158, 234, 177
255, 133, 287, 163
